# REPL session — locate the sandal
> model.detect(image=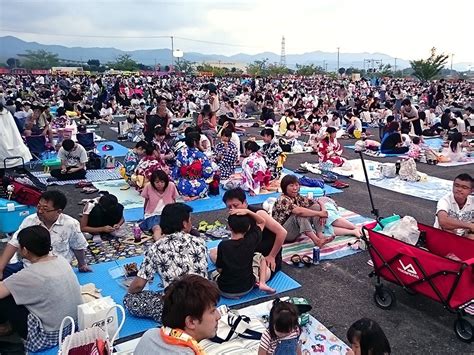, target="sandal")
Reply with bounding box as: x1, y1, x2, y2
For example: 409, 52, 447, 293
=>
331, 180, 349, 188
198, 221, 209, 233
75, 181, 93, 188
290, 254, 304, 268
82, 187, 99, 194
301, 255, 313, 267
